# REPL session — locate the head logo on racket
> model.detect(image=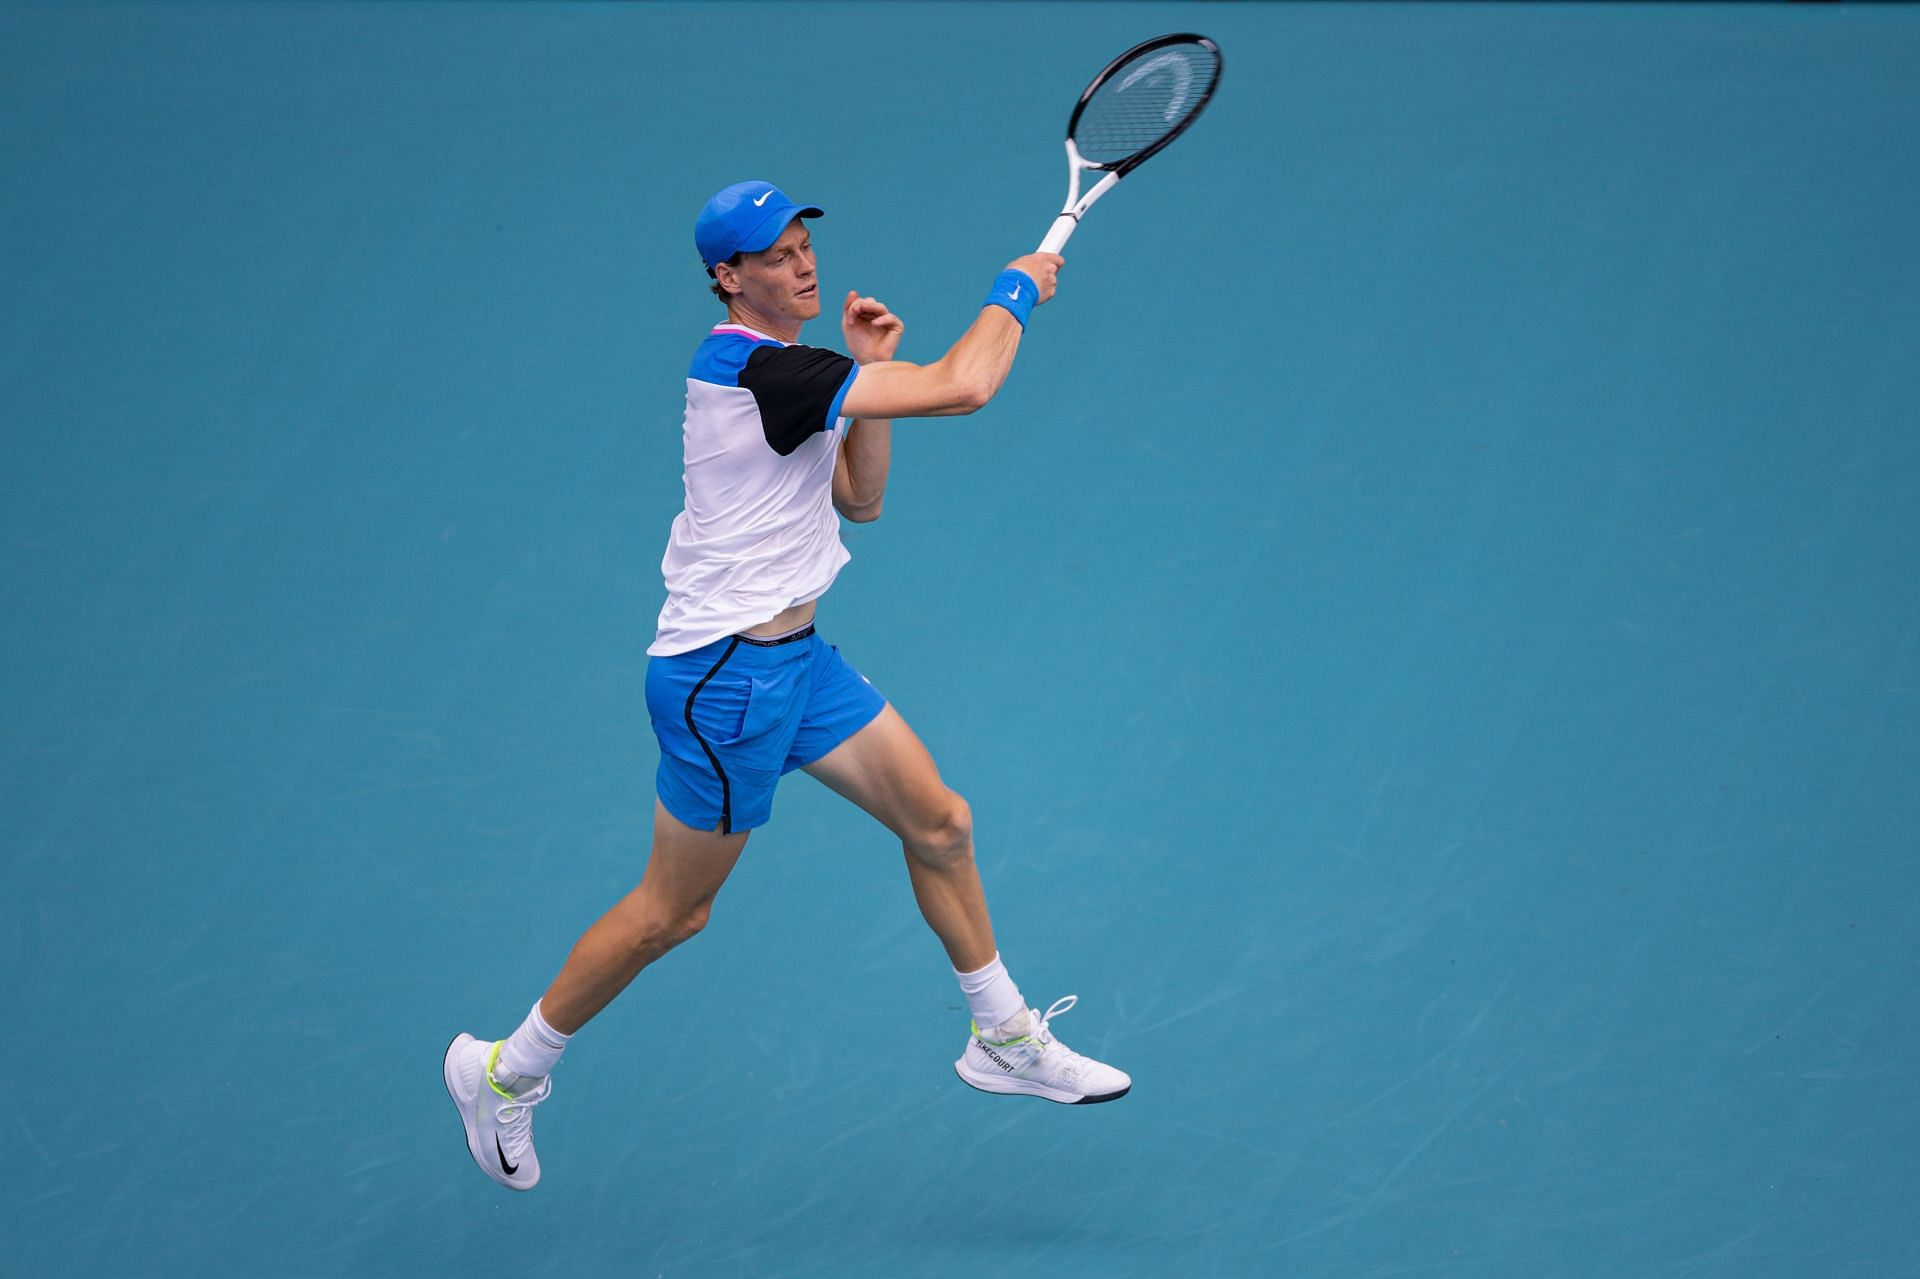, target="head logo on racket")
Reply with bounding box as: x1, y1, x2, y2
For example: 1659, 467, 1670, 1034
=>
1118, 50, 1198, 121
